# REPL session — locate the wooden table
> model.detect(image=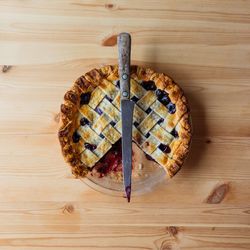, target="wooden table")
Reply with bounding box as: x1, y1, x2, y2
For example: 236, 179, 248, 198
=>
0, 1, 250, 249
